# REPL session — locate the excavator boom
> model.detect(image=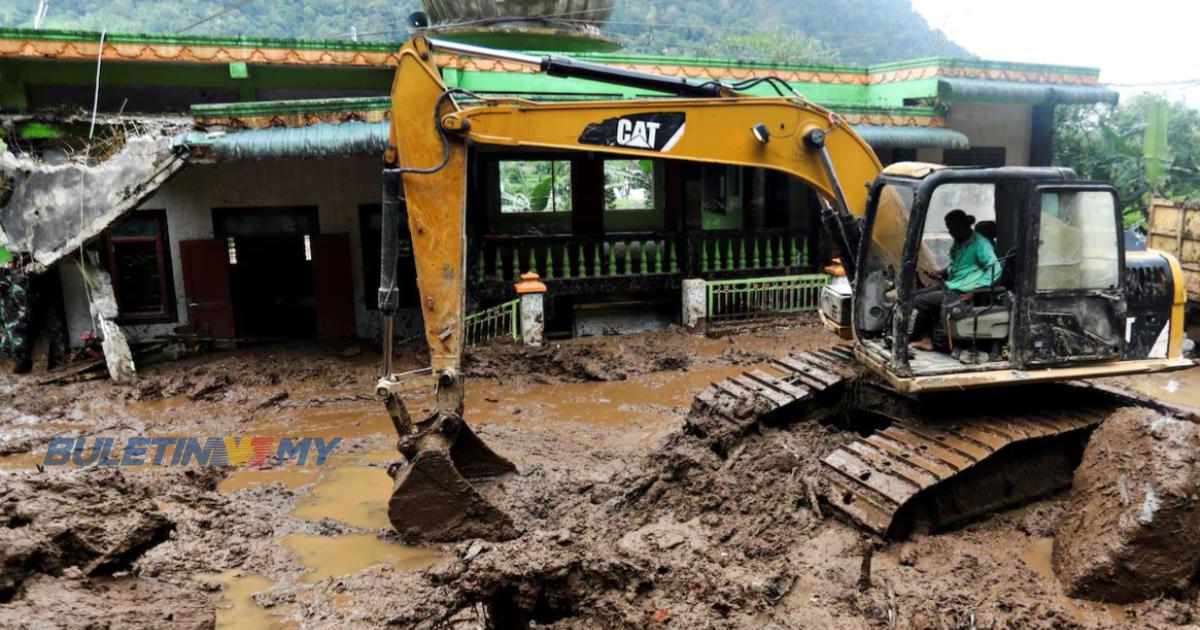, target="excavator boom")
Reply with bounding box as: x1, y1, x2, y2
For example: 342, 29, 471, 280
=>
375, 35, 880, 541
